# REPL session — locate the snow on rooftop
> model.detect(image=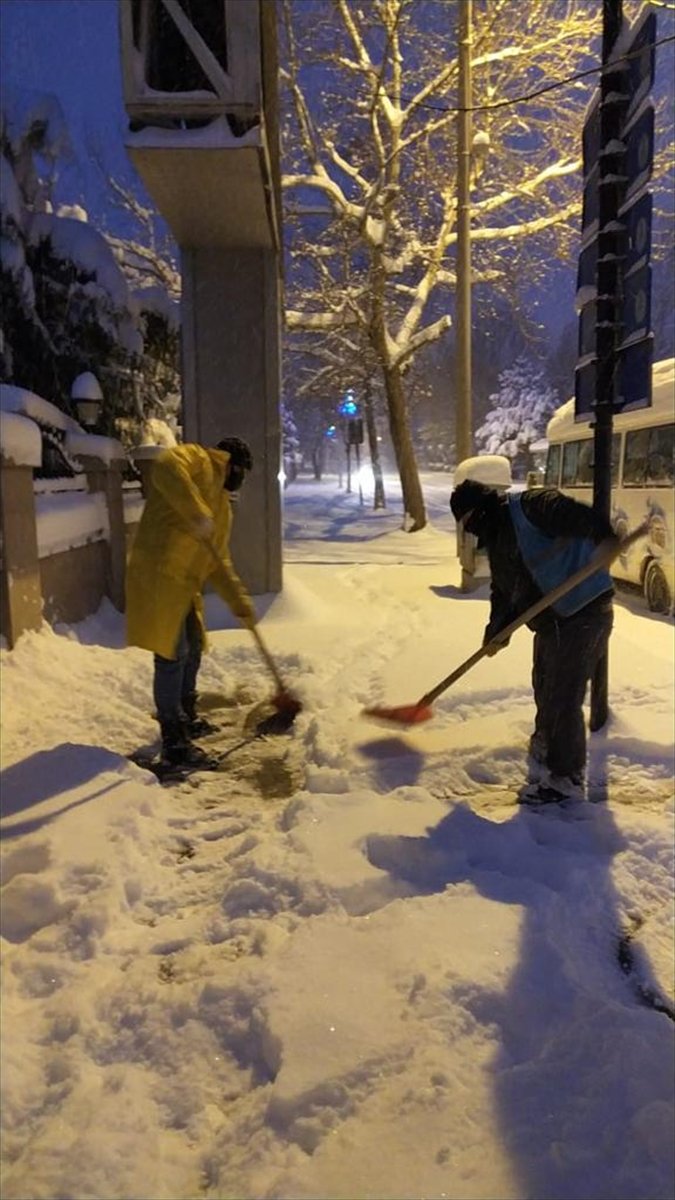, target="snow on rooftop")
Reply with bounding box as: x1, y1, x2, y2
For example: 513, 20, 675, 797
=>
546, 358, 675, 441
